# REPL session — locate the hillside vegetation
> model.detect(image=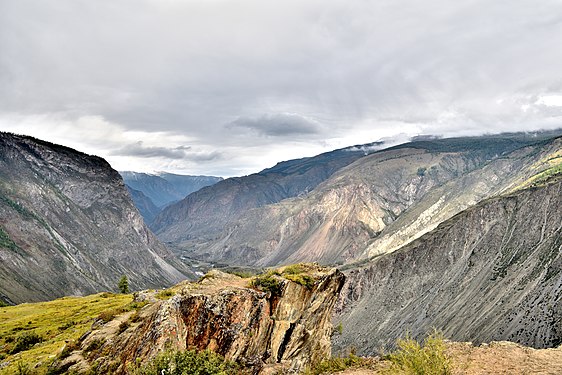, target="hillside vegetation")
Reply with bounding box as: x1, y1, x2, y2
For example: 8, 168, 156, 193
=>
0, 293, 133, 374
